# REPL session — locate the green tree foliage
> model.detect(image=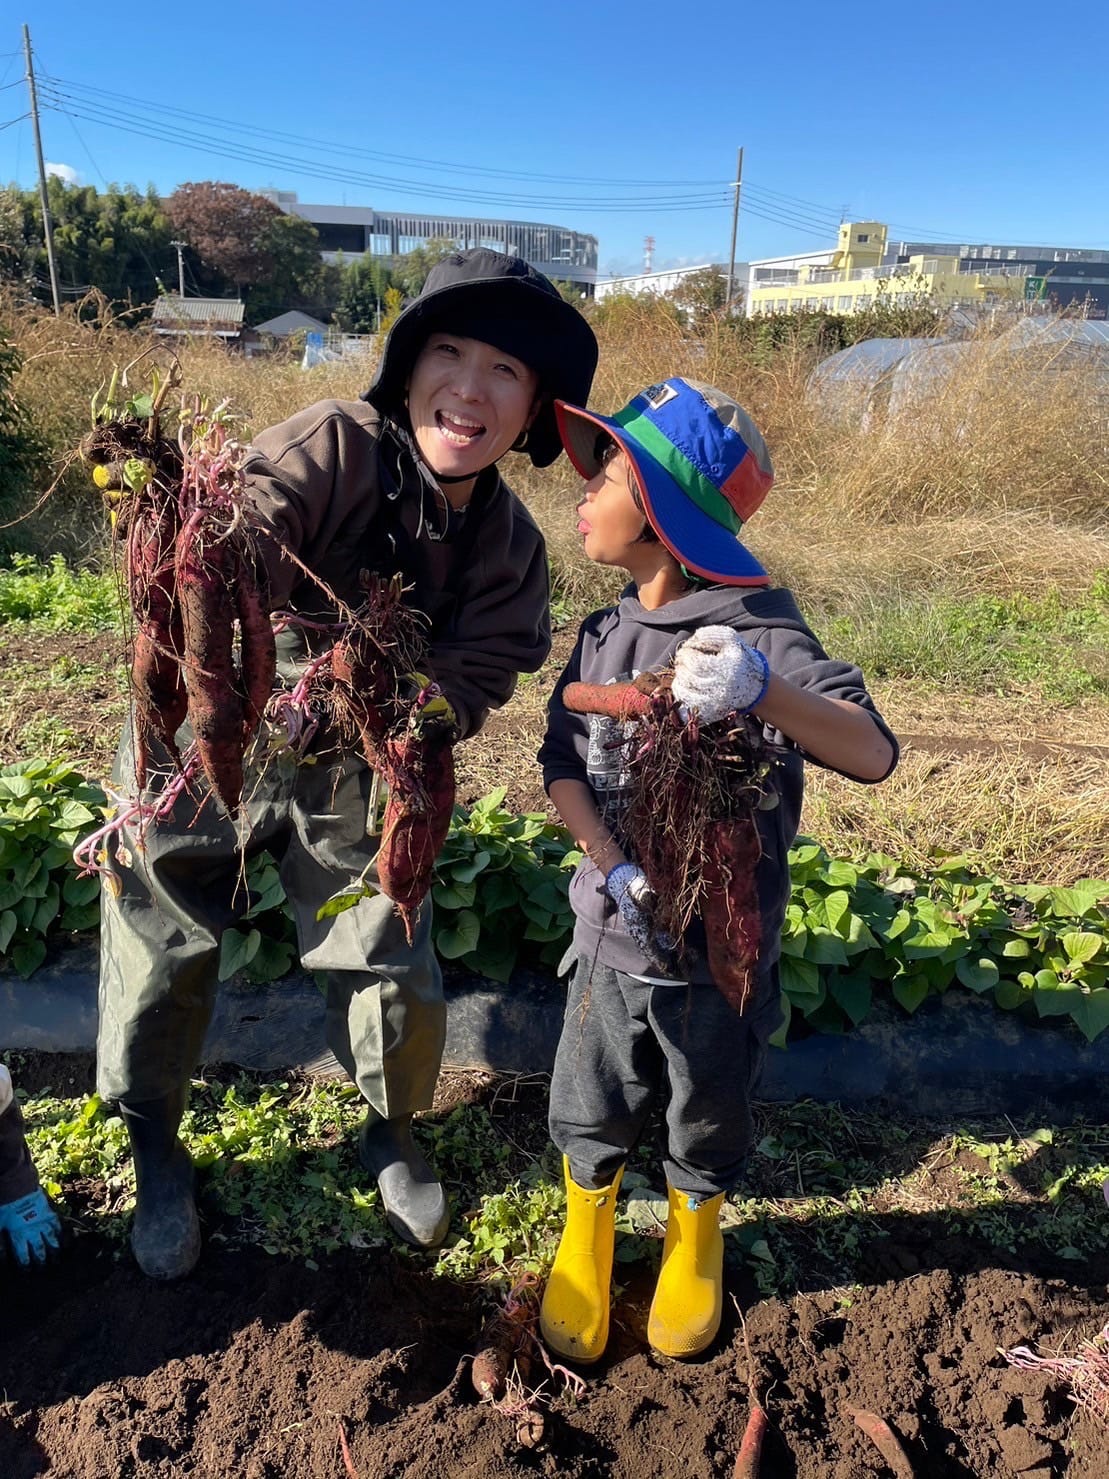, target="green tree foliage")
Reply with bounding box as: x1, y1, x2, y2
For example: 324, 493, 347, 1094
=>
0, 330, 47, 557
667, 266, 730, 329
245, 211, 329, 323
5, 181, 174, 308
392, 236, 457, 298
336, 253, 394, 333
0, 187, 35, 285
